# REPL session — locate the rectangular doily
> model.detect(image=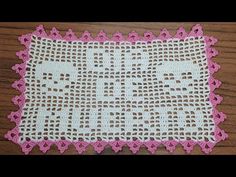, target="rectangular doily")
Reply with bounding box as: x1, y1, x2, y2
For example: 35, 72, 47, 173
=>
5, 24, 227, 154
